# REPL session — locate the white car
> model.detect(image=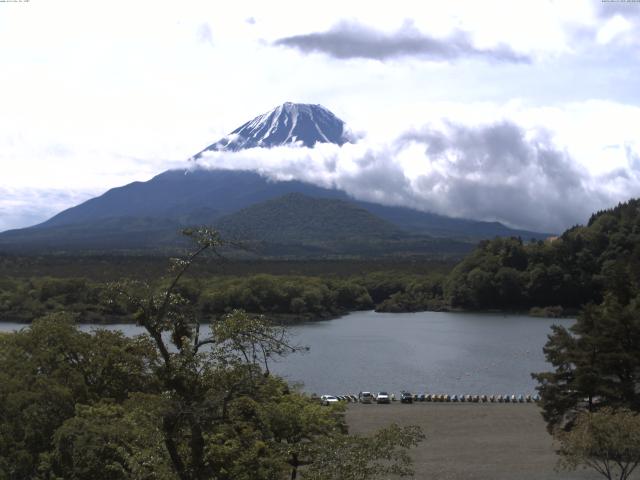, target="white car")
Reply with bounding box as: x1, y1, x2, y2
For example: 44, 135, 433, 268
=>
376, 392, 391, 404
320, 395, 339, 406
